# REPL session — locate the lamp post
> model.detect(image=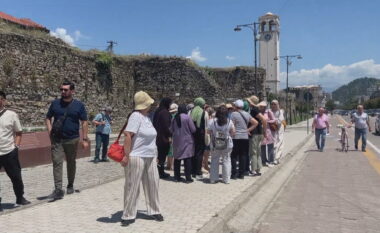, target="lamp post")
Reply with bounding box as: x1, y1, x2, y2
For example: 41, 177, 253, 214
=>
274, 55, 302, 124
234, 22, 260, 94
